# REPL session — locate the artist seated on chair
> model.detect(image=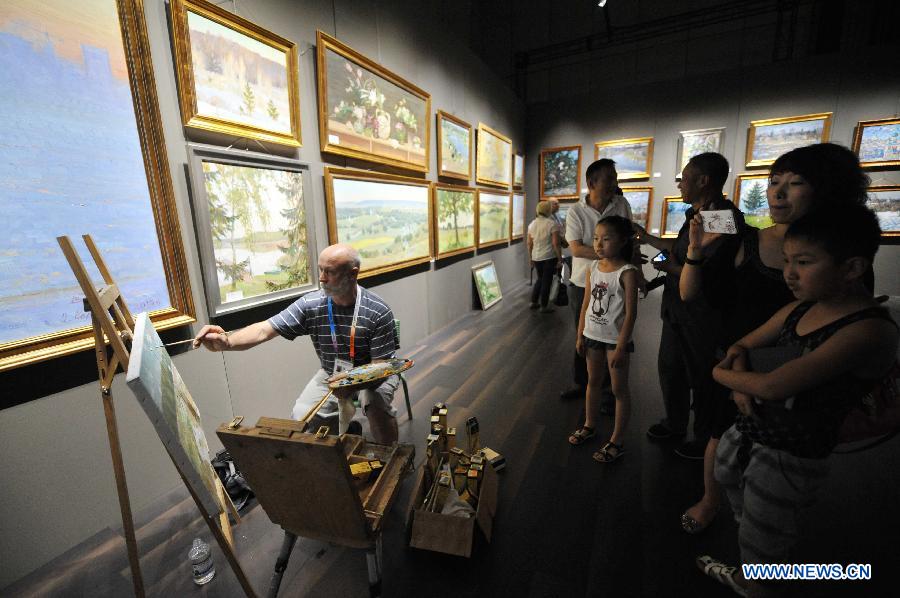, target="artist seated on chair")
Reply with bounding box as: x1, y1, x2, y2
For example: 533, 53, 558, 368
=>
193, 243, 400, 444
